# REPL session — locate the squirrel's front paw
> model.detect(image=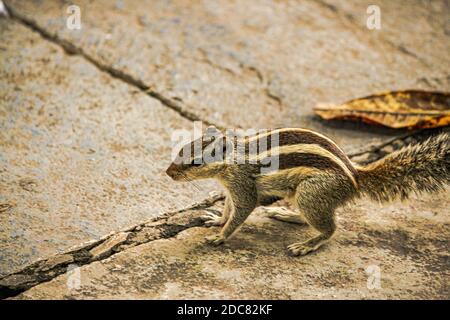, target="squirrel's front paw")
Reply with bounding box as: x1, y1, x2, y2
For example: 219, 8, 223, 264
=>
287, 242, 315, 256
200, 212, 225, 227
205, 234, 225, 246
